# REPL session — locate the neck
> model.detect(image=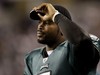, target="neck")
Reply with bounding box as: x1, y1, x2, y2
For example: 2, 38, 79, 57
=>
46, 37, 65, 51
